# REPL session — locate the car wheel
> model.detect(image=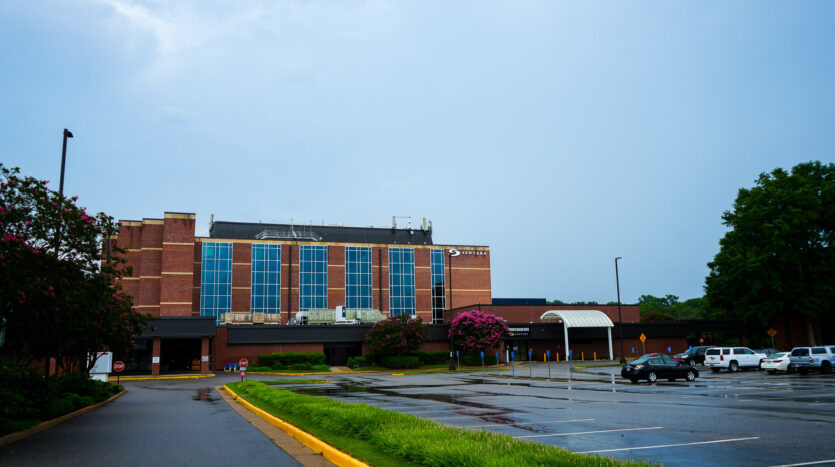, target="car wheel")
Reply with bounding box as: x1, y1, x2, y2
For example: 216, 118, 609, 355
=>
821, 361, 832, 375
767, 370, 776, 374
686, 371, 696, 382
728, 361, 739, 373
711, 367, 720, 373
629, 378, 638, 384
647, 372, 657, 383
